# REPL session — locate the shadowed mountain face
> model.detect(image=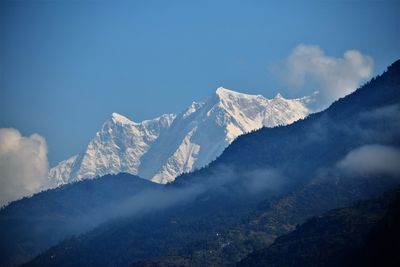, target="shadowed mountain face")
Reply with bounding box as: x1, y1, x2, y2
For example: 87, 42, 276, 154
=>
3, 60, 400, 267
0, 174, 160, 267
237, 188, 400, 267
